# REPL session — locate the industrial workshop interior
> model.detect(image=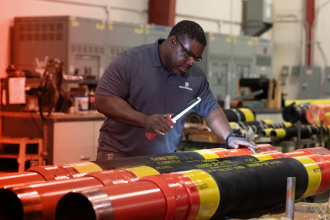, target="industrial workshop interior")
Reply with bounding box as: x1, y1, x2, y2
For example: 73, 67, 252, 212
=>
3, 0, 330, 219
